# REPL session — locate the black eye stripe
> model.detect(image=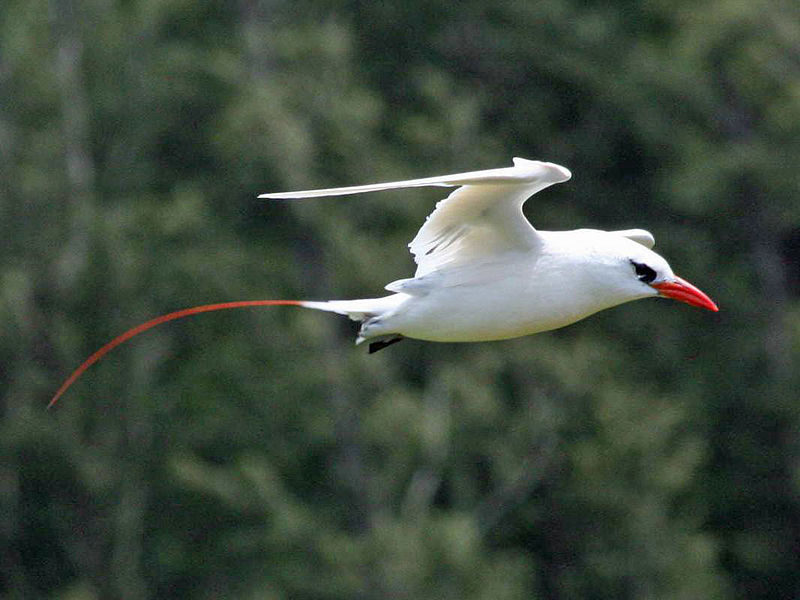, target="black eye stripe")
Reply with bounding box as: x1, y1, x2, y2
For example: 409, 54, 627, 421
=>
631, 261, 657, 284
